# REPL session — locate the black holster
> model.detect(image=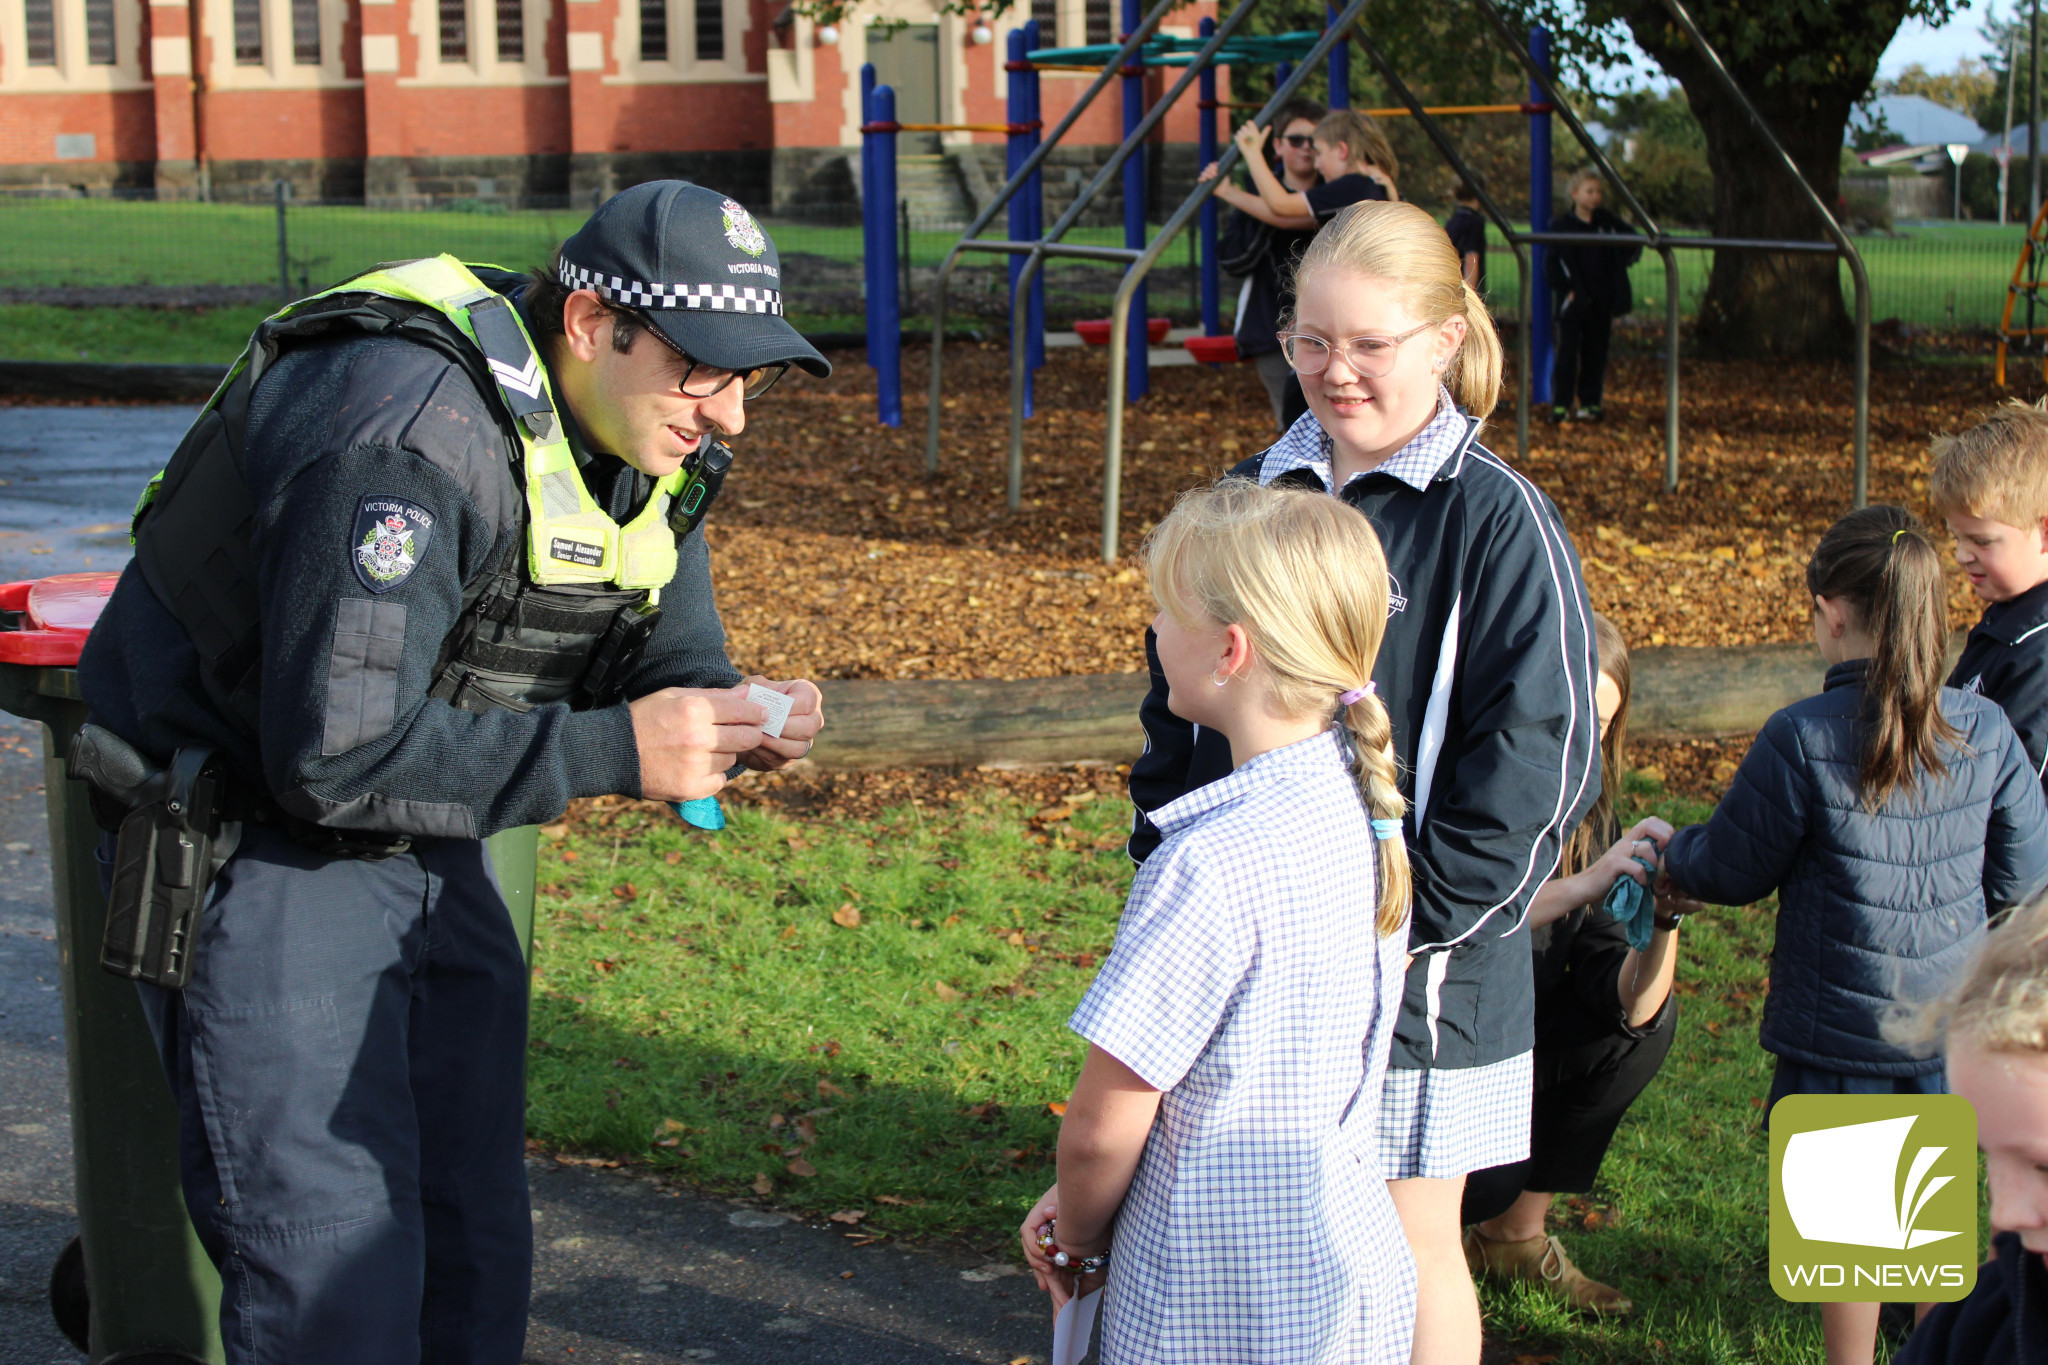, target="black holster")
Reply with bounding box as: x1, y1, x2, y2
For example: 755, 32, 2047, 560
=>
71, 727, 240, 990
